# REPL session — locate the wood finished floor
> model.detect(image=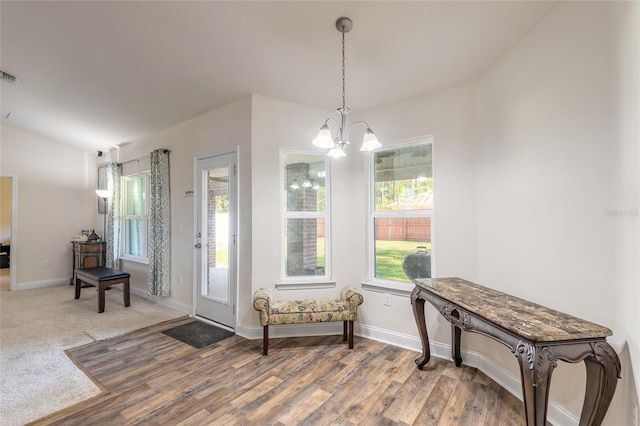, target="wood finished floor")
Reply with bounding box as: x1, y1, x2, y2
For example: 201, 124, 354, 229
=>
34, 317, 528, 425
